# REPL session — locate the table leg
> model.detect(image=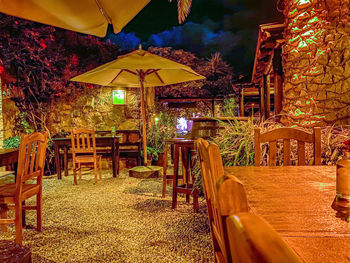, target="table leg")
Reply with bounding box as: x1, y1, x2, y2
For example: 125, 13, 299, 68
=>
54, 143, 61, 179
64, 146, 68, 177
162, 143, 168, 198
183, 147, 190, 203
116, 139, 120, 176
112, 140, 116, 178
172, 144, 180, 209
